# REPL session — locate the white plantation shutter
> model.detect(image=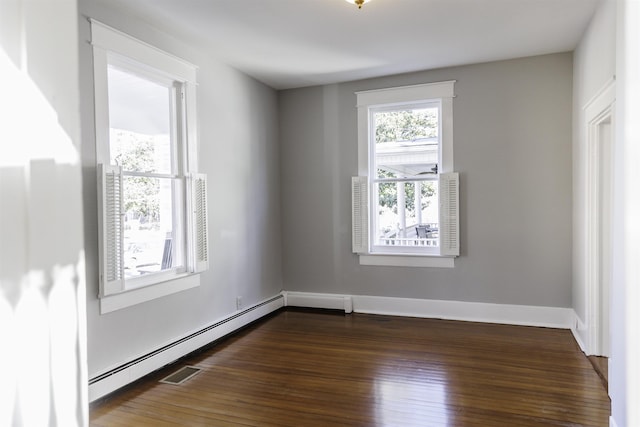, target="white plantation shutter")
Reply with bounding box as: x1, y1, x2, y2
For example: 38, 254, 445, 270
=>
352, 176, 369, 254
97, 164, 125, 295
439, 172, 460, 256
191, 173, 209, 272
